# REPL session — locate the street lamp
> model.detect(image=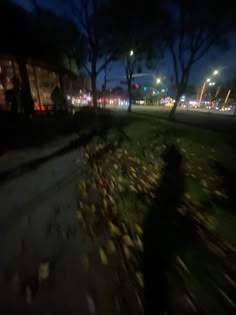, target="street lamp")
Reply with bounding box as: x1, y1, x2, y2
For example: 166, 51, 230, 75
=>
130, 50, 134, 57
156, 77, 161, 84
198, 70, 219, 107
